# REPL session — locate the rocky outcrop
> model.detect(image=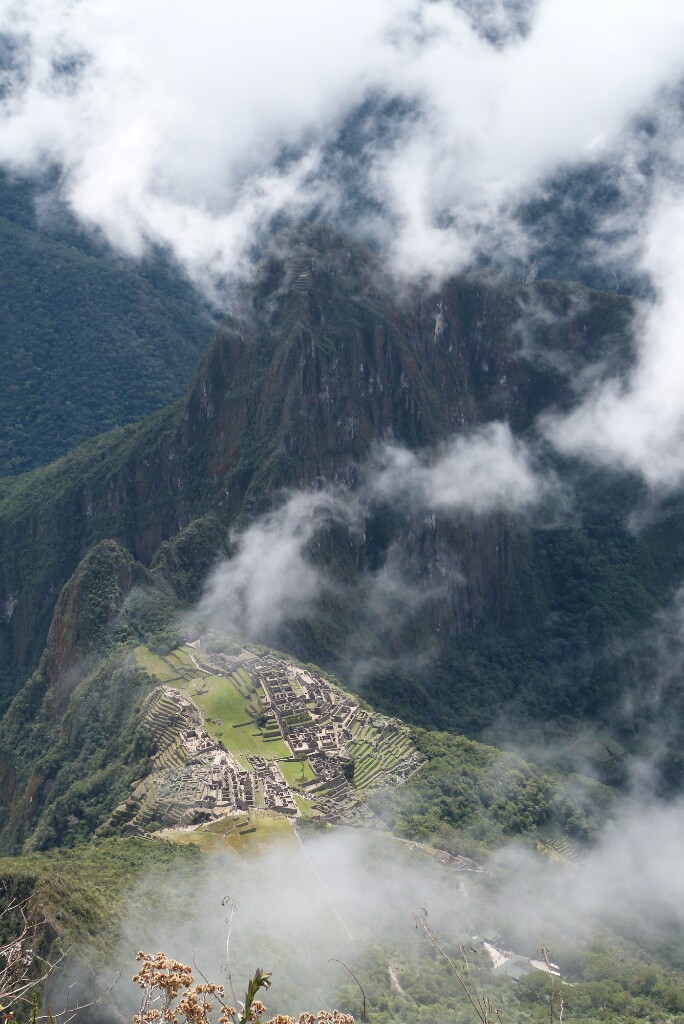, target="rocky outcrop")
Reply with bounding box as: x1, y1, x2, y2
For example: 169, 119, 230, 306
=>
44, 539, 146, 707
0, 223, 634, 703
